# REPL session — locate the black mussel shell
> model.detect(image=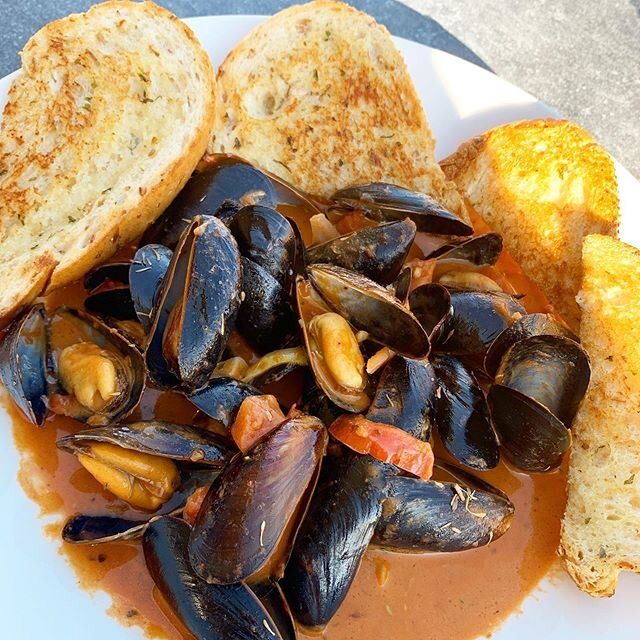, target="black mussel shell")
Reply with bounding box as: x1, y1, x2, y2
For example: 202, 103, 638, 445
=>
252, 583, 296, 640
84, 262, 131, 292
84, 287, 137, 321
431, 355, 499, 470
130, 244, 173, 332
434, 290, 526, 359
307, 219, 417, 285
301, 375, 344, 428
57, 421, 232, 467
286, 216, 308, 278
143, 155, 278, 249
237, 257, 298, 353
188, 415, 327, 584
484, 313, 578, 377
332, 183, 473, 236
425, 232, 503, 266
145, 216, 242, 389
281, 453, 389, 628
366, 356, 437, 441
373, 472, 513, 552
144, 516, 287, 640
392, 265, 412, 303
228, 205, 296, 288
409, 283, 452, 340
308, 264, 430, 358
189, 376, 261, 428
0, 305, 48, 425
